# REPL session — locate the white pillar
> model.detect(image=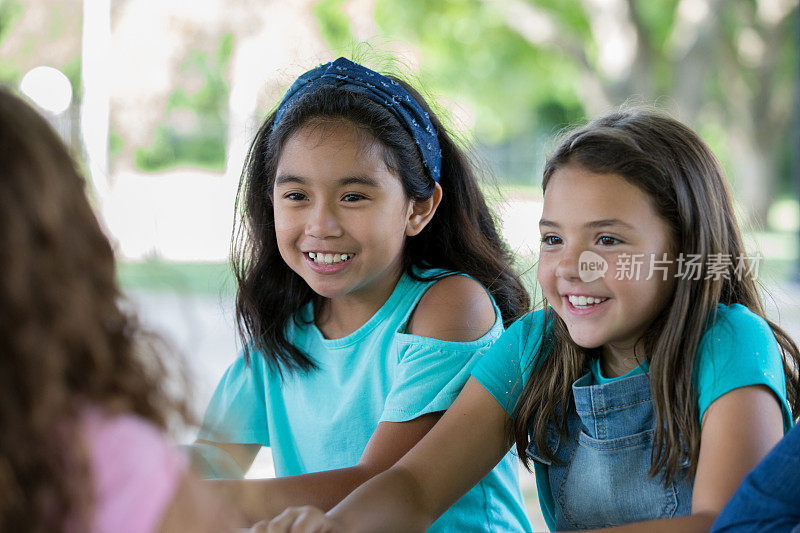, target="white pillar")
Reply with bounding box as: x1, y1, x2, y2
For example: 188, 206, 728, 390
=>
80, 0, 111, 203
